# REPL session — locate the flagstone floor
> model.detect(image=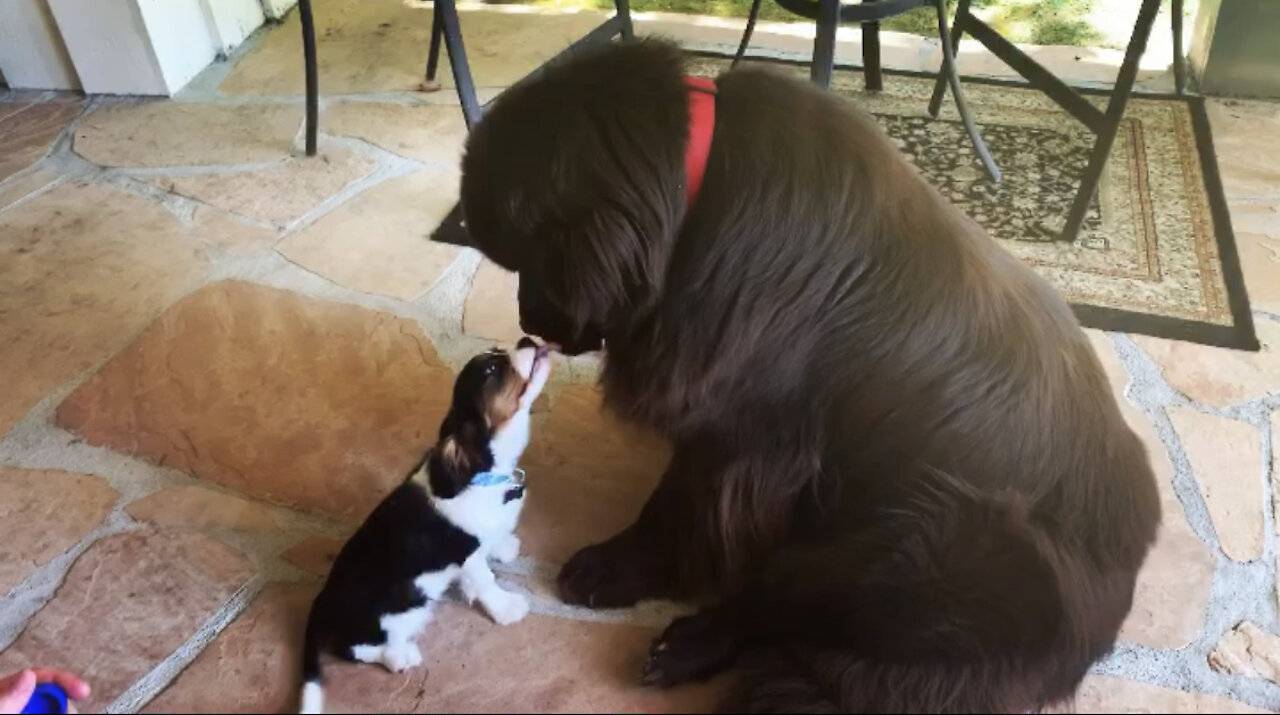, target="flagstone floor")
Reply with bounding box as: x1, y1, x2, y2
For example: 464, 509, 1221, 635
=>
1, 2, 1278, 712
